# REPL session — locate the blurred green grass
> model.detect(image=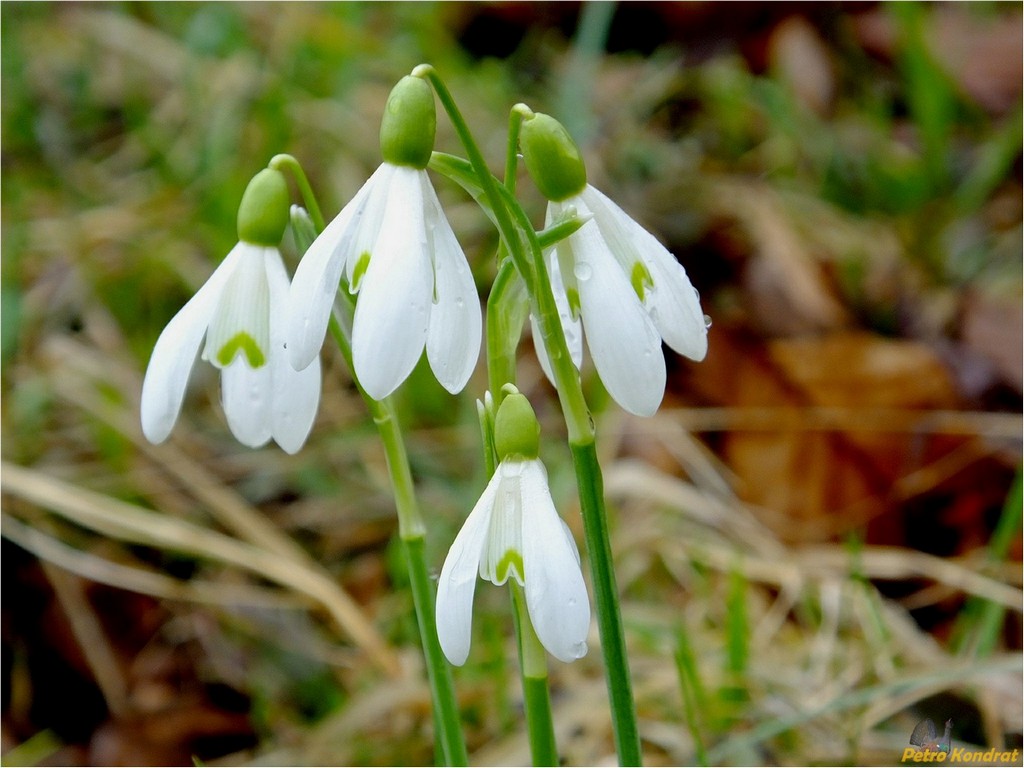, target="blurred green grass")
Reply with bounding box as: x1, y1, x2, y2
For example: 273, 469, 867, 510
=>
2, 3, 1021, 766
